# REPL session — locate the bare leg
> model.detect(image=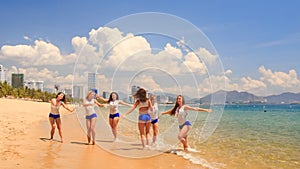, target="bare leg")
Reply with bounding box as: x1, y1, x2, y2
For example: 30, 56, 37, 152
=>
138, 122, 146, 148
145, 122, 151, 146
178, 125, 191, 150
109, 117, 119, 141
49, 117, 56, 139
152, 123, 158, 144
56, 118, 63, 143
90, 117, 97, 145
86, 119, 91, 144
